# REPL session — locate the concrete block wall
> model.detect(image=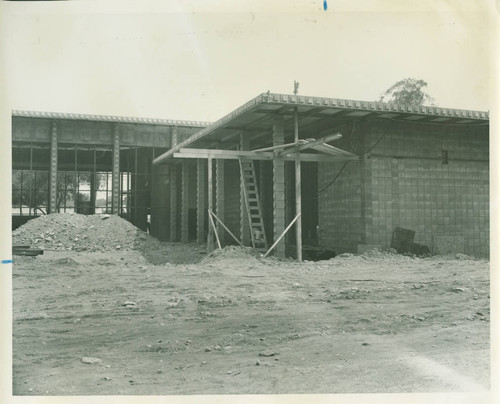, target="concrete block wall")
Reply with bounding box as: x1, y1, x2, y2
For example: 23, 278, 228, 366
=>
318, 159, 364, 253
317, 120, 488, 258
223, 160, 241, 243
365, 122, 489, 257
